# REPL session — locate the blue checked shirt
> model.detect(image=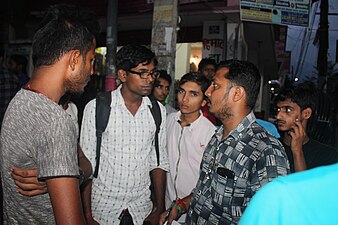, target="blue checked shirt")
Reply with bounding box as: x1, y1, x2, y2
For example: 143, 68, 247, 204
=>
186, 112, 290, 225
